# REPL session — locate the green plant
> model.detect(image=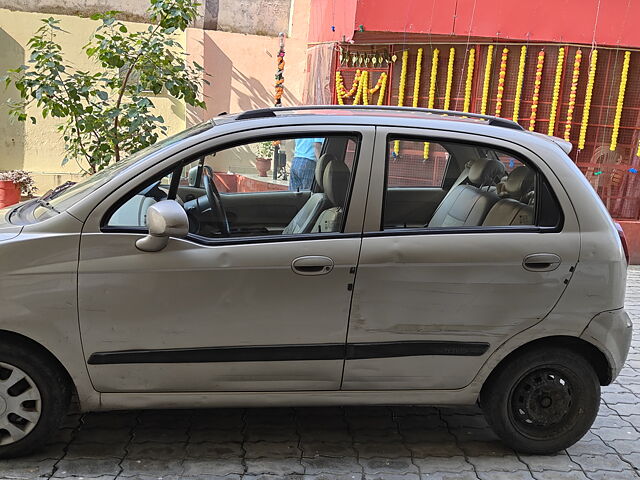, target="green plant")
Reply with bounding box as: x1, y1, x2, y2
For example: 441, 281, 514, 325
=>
0, 170, 37, 196
4, 0, 207, 173
256, 141, 275, 159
